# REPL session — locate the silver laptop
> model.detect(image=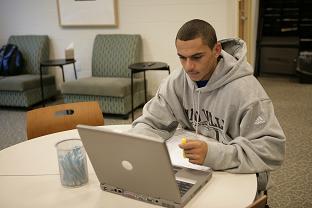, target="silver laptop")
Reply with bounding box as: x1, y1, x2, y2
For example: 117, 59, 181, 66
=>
77, 125, 212, 208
